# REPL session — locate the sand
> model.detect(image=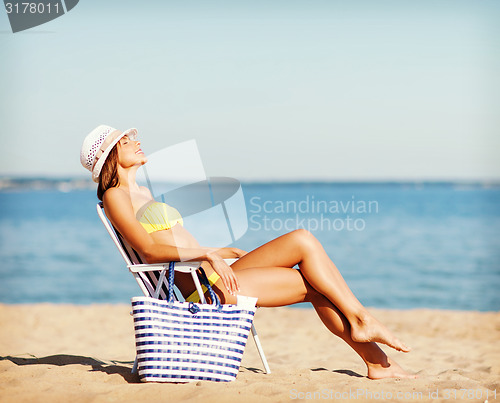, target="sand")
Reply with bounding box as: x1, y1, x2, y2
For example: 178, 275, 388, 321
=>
0, 304, 498, 403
